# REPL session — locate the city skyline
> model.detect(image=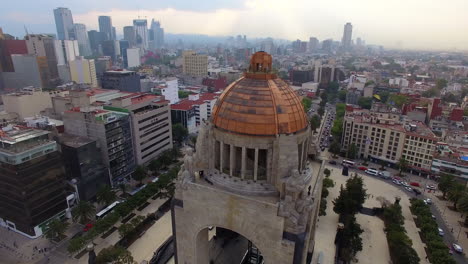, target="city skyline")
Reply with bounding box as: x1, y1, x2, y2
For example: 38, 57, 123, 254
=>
1, 0, 467, 51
